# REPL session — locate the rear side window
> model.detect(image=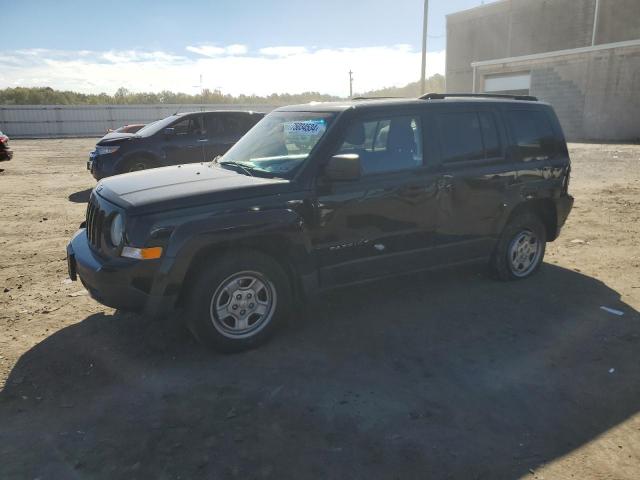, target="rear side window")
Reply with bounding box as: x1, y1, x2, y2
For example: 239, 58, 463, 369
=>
506, 110, 556, 161
436, 112, 485, 163
223, 116, 249, 137
204, 115, 224, 137
479, 112, 501, 158
205, 114, 256, 138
